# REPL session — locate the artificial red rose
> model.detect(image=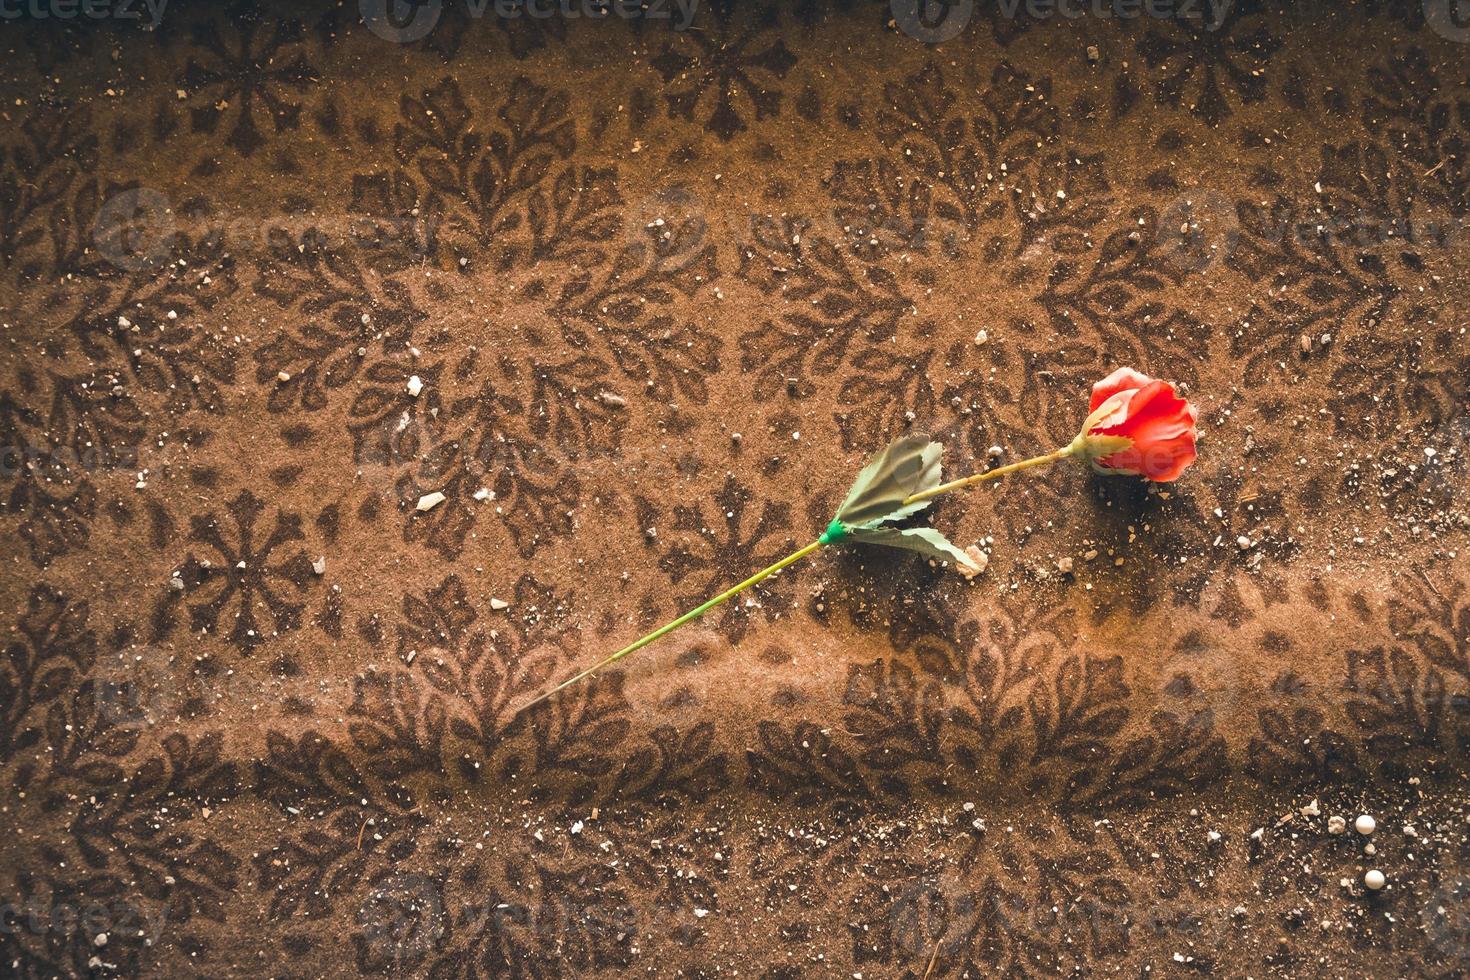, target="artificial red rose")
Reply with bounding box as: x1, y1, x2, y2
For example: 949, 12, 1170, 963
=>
1067, 368, 1198, 482
523, 370, 1208, 712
